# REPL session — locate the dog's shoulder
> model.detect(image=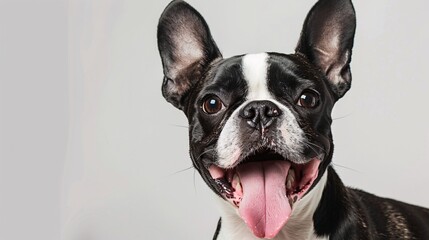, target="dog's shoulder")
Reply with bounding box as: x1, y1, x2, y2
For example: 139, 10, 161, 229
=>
349, 188, 429, 239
